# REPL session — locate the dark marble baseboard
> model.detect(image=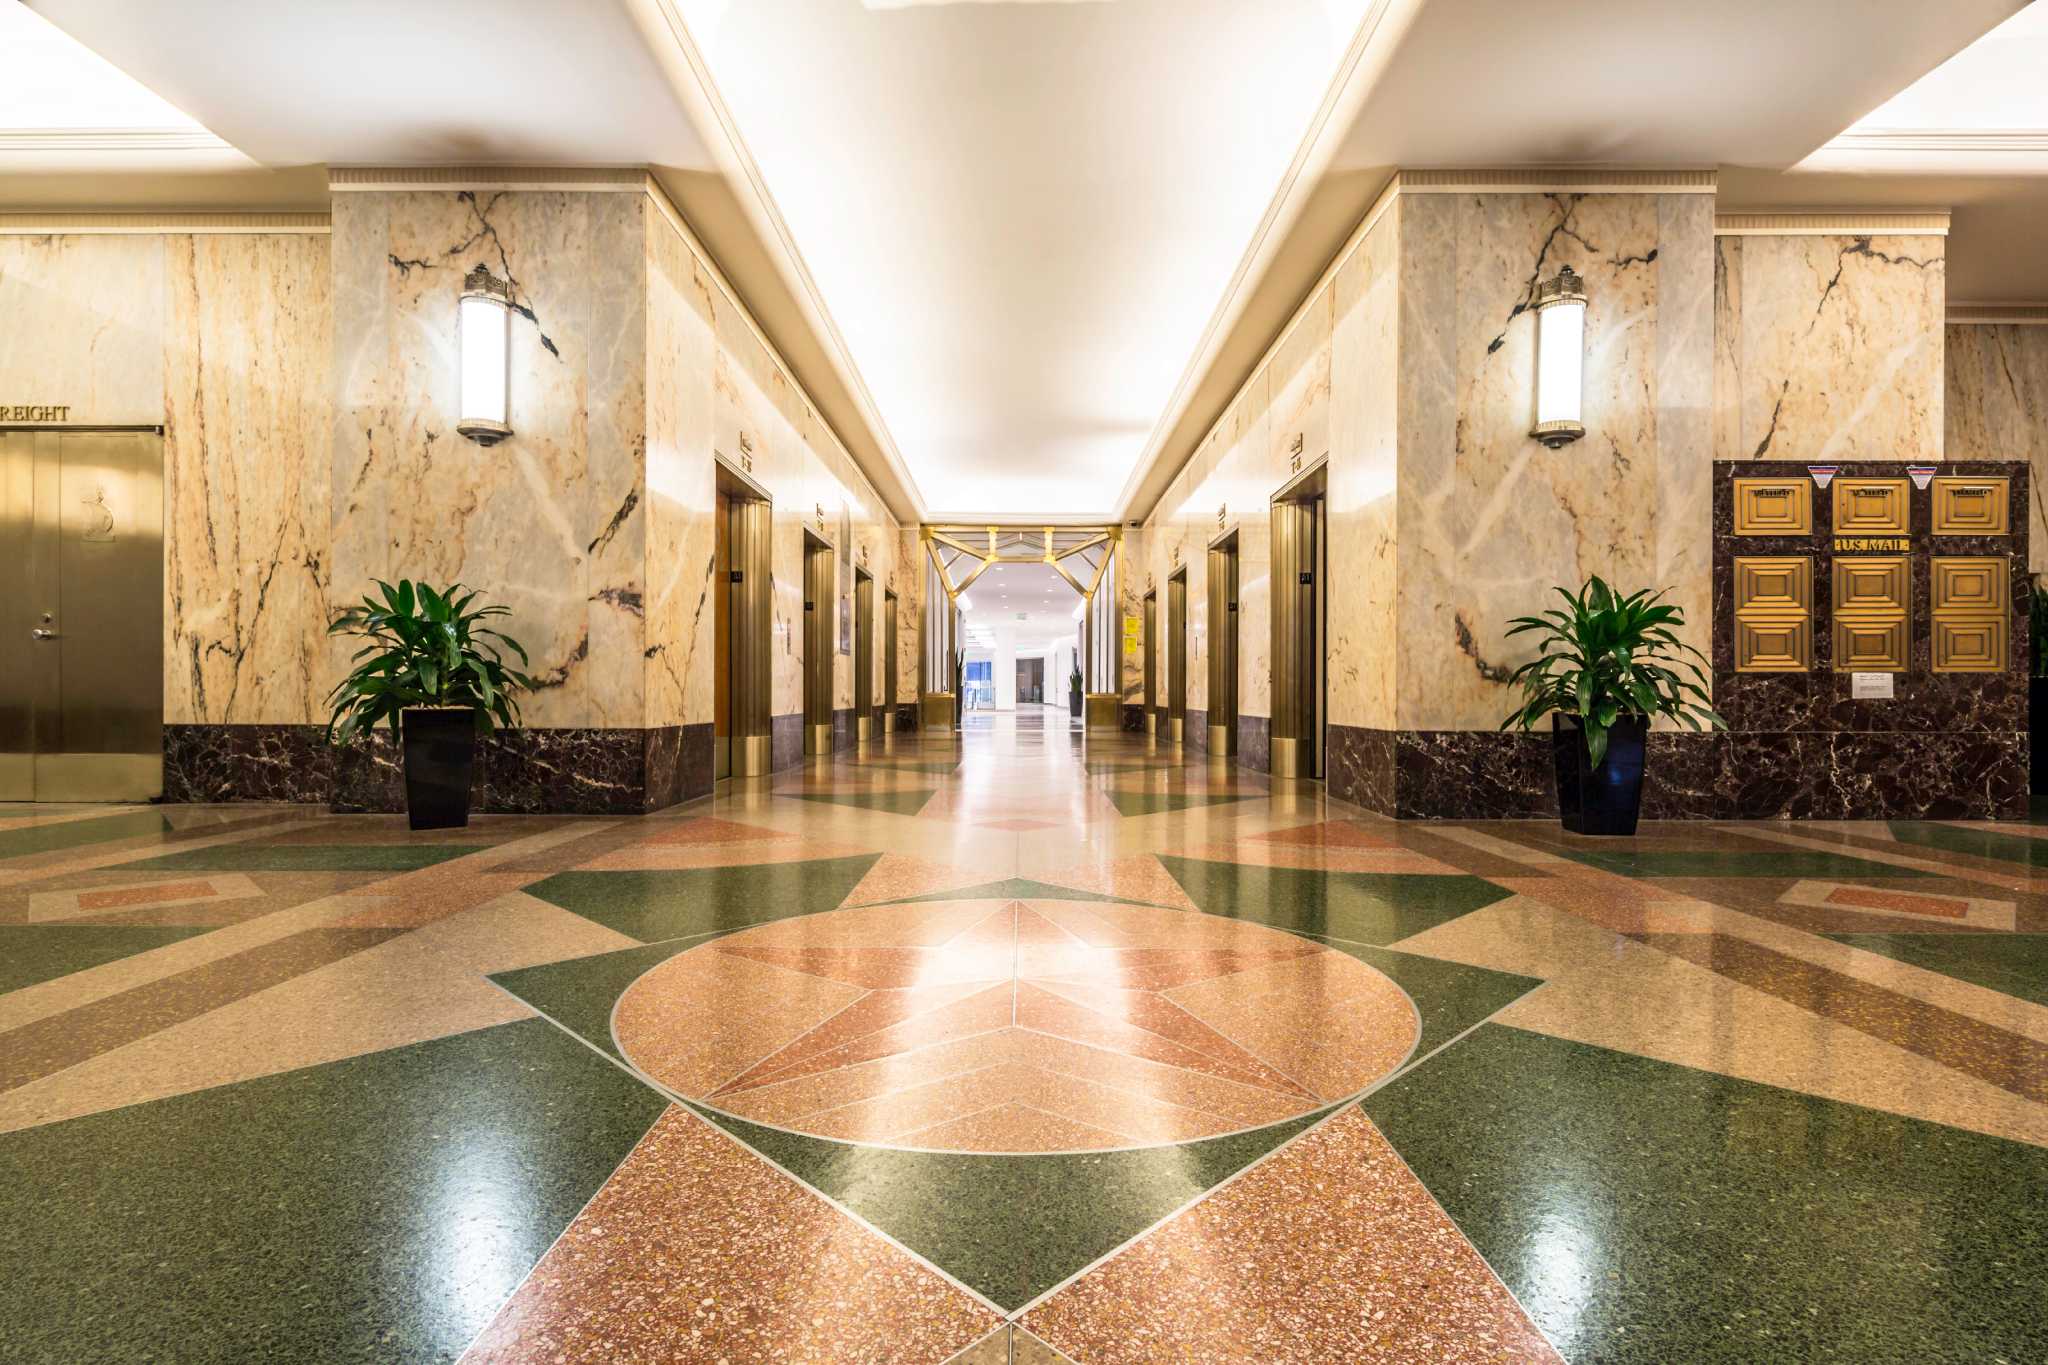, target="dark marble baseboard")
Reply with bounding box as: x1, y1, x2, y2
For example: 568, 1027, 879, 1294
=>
1120, 704, 1146, 733
164, 722, 702, 815
1321, 725, 2025, 821
1236, 715, 1271, 774
771, 713, 805, 772
832, 707, 857, 752
894, 702, 919, 733
1185, 708, 1208, 753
